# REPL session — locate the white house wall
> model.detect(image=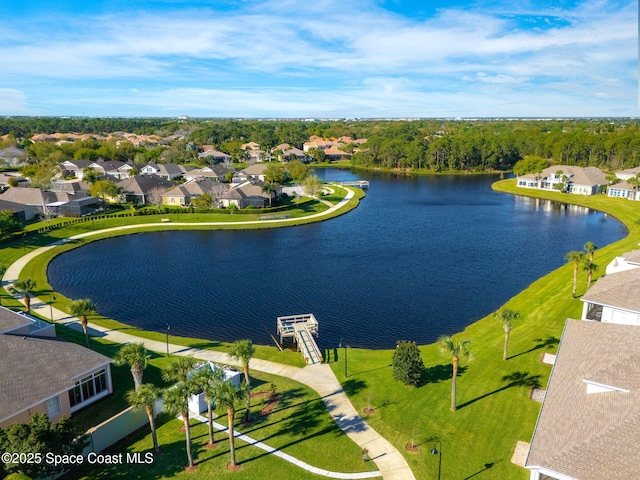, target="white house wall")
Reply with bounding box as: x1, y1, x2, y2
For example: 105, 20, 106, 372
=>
602, 306, 640, 326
